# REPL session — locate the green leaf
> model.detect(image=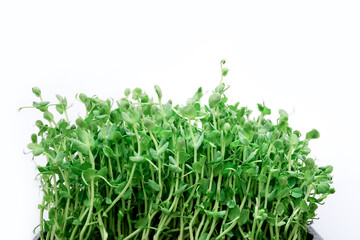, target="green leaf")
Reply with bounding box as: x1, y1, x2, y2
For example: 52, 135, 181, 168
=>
228, 205, 240, 221
135, 218, 148, 229
56, 104, 64, 114
62, 163, 72, 175
290, 134, 299, 145
55, 151, 65, 164
192, 162, 202, 173
209, 130, 221, 146
72, 219, 82, 226
75, 117, 86, 129
169, 156, 176, 165
230, 140, 241, 149
220, 188, 234, 204
277, 202, 284, 215
115, 182, 127, 194
226, 200, 236, 208
199, 178, 210, 194
238, 132, 249, 146
129, 155, 145, 163
199, 233, 208, 240
273, 139, 284, 149
105, 197, 112, 204
157, 142, 169, 156
71, 138, 89, 155
244, 151, 256, 163
110, 111, 121, 124
257, 103, 271, 115
238, 209, 249, 225
150, 148, 158, 159
305, 158, 315, 170
160, 130, 172, 139
209, 93, 221, 109
109, 131, 121, 142
147, 180, 160, 192
79, 162, 92, 170
222, 67, 229, 77
279, 109, 288, 120
255, 209, 268, 221
132, 88, 142, 100
33, 101, 50, 111
174, 184, 188, 196
196, 132, 204, 150
60, 190, 72, 199
169, 164, 182, 173
291, 187, 303, 198
316, 182, 330, 194
278, 175, 288, 186
215, 83, 225, 93
122, 188, 133, 200
263, 106, 271, 115
83, 168, 96, 182
193, 87, 203, 102
210, 151, 222, 164
43, 111, 54, 122
144, 118, 155, 131
277, 220, 286, 227
258, 174, 267, 183
104, 146, 116, 159
306, 129, 320, 140
300, 200, 308, 212
178, 151, 189, 164
268, 189, 277, 203
181, 105, 197, 119
124, 88, 130, 97
31, 133, 37, 144
154, 85, 162, 99
204, 210, 226, 218
276, 187, 290, 200
78, 93, 87, 102
287, 177, 296, 189
121, 112, 134, 125
97, 167, 108, 177
28, 143, 44, 156
32, 87, 42, 97
37, 166, 49, 173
